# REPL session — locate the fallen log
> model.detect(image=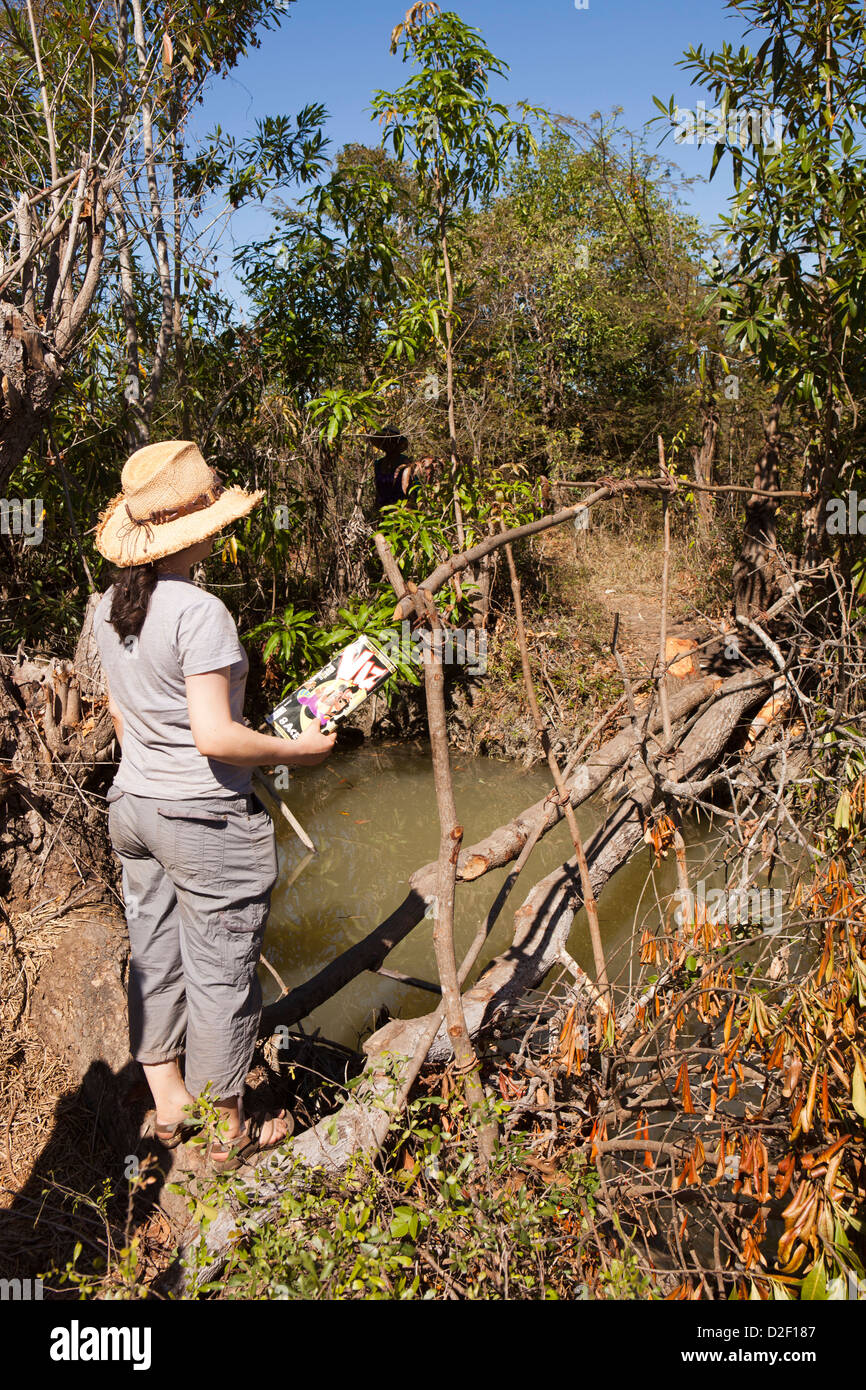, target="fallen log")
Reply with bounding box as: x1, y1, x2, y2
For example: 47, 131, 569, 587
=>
259, 674, 723, 1035
402, 668, 772, 1063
